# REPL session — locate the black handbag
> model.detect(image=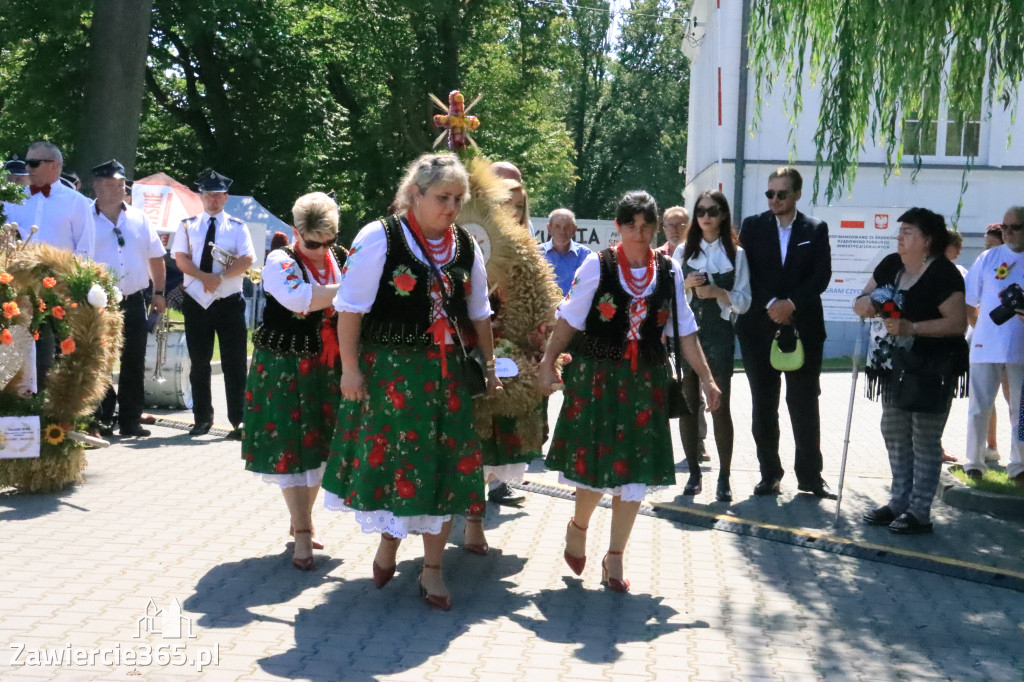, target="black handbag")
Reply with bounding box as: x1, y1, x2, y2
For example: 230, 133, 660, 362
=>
889, 348, 951, 413
666, 269, 691, 419
400, 217, 487, 397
